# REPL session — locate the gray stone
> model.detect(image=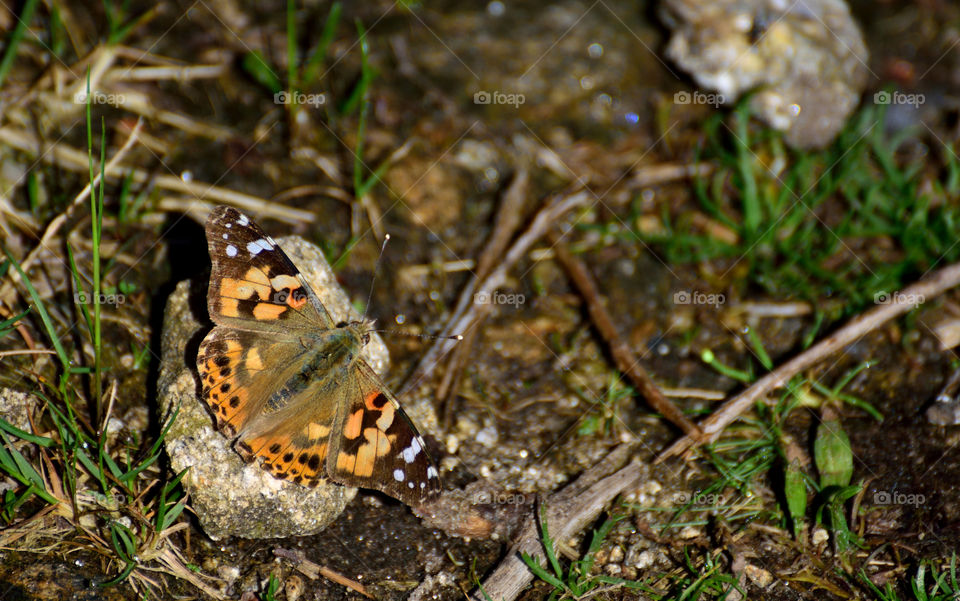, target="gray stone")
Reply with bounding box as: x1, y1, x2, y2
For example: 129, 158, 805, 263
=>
662, 0, 869, 149
158, 234, 415, 539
